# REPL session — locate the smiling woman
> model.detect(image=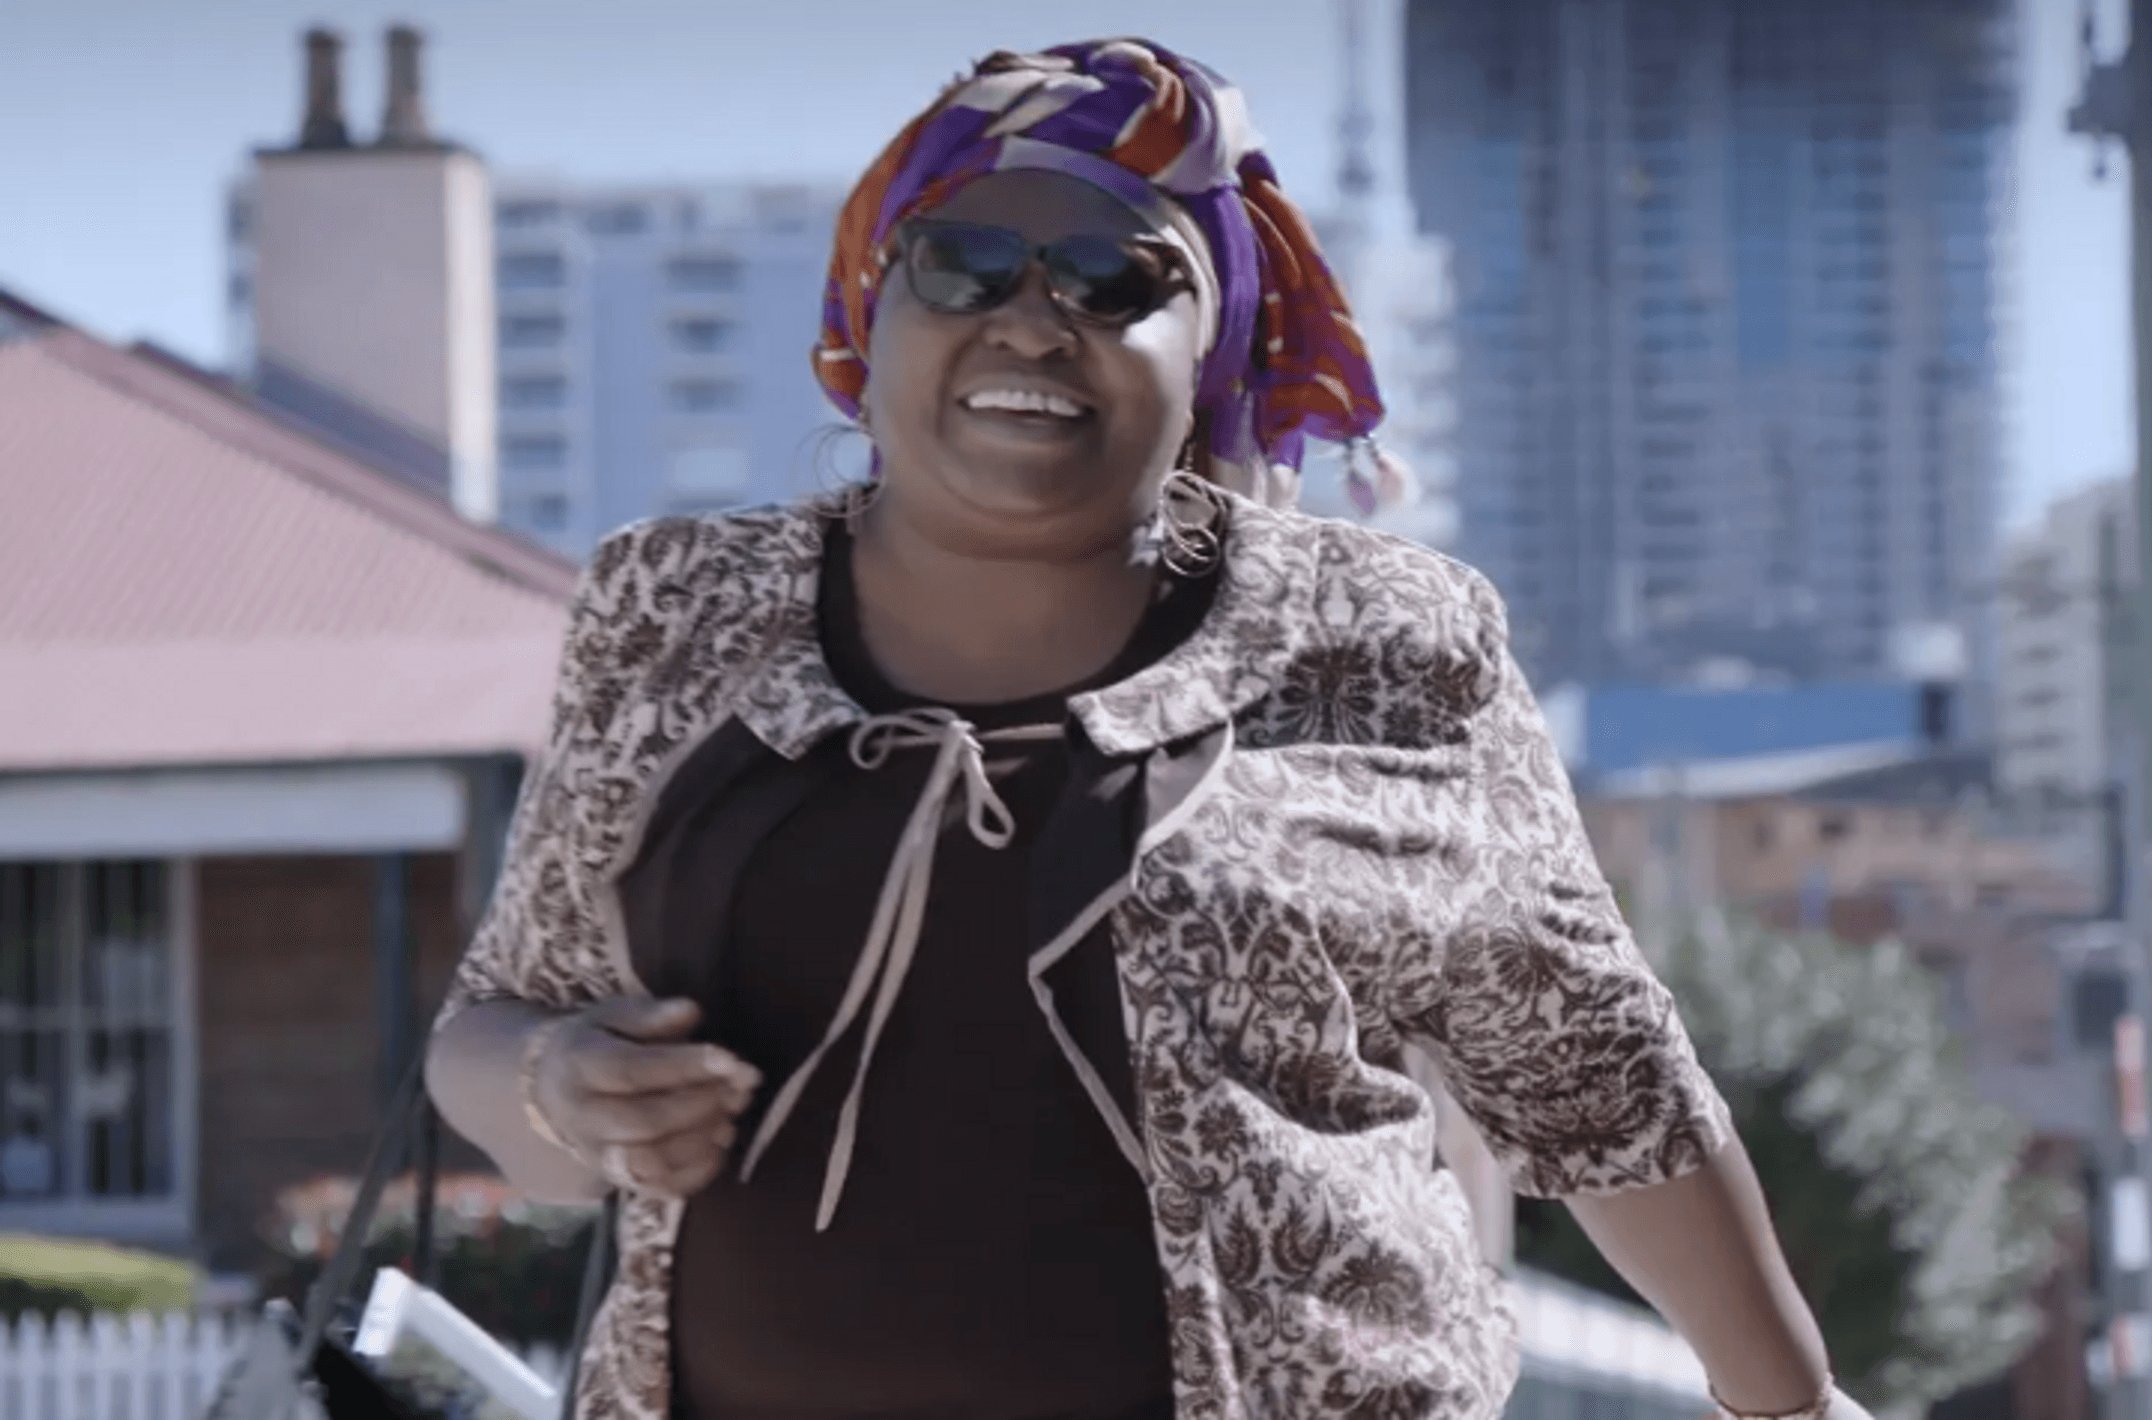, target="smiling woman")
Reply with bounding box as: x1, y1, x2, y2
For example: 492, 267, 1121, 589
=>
425, 36, 1869, 1420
